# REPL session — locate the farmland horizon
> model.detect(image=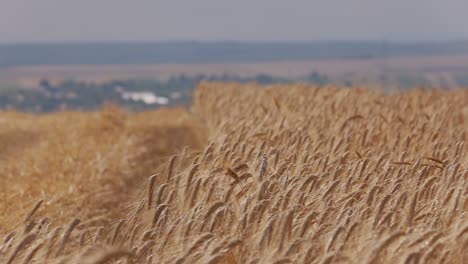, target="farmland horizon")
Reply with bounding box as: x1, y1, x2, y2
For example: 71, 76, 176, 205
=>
1, 40, 468, 67
1, 40, 467, 112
